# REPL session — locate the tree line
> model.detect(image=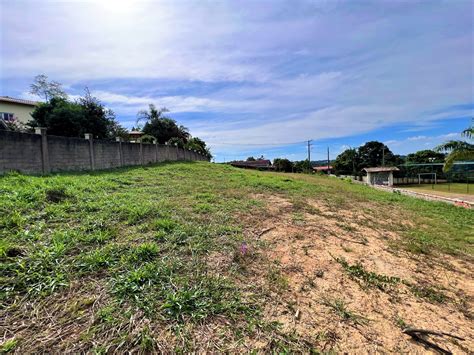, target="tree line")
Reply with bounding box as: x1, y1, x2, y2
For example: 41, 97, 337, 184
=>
7, 75, 212, 159
271, 125, 473, 175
